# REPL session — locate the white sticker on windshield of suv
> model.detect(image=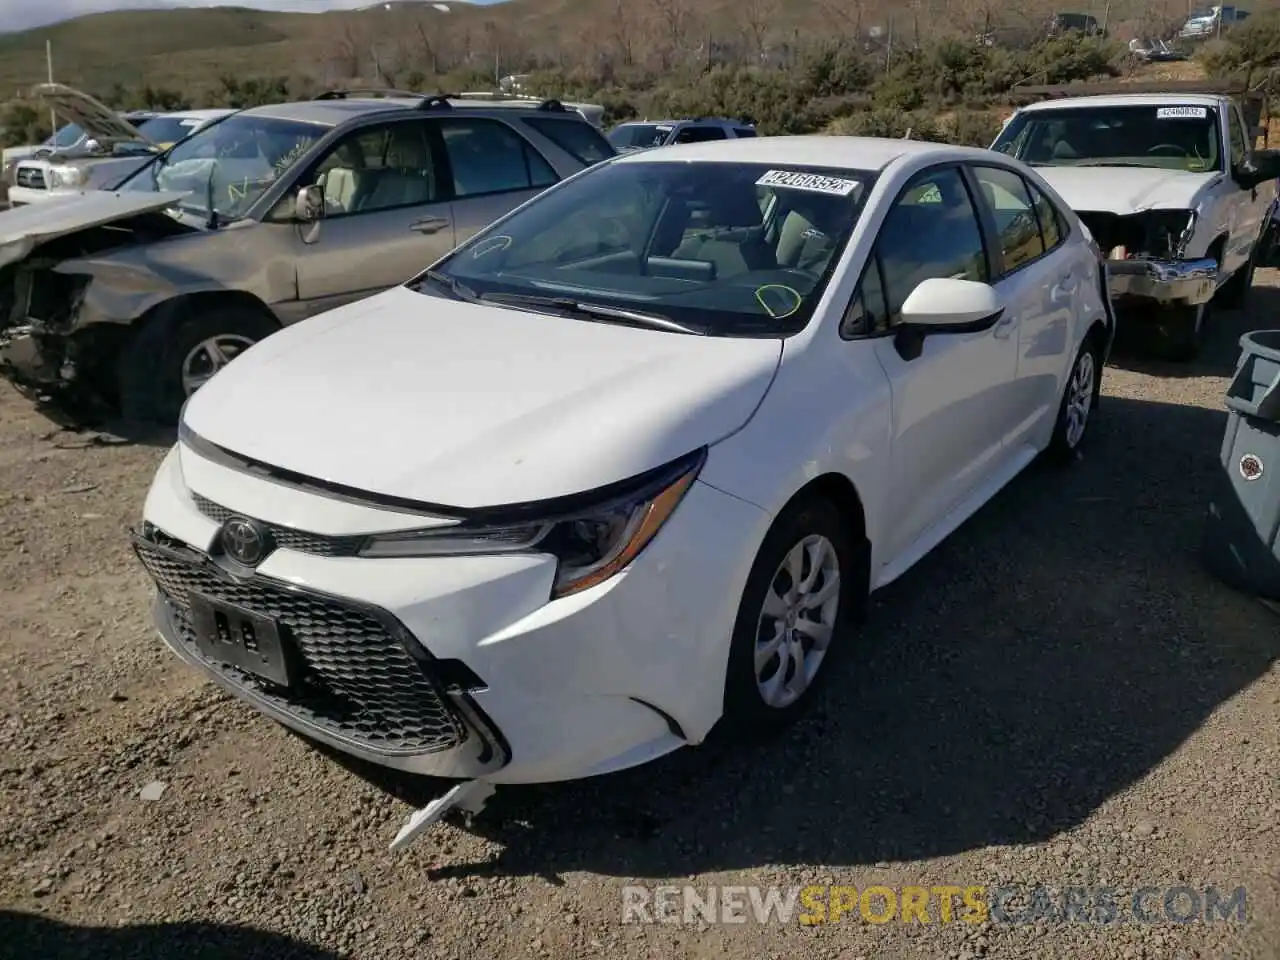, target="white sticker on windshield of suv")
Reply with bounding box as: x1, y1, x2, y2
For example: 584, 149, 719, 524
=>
1157, 106, 1208, 119
756, 169, 860, 195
